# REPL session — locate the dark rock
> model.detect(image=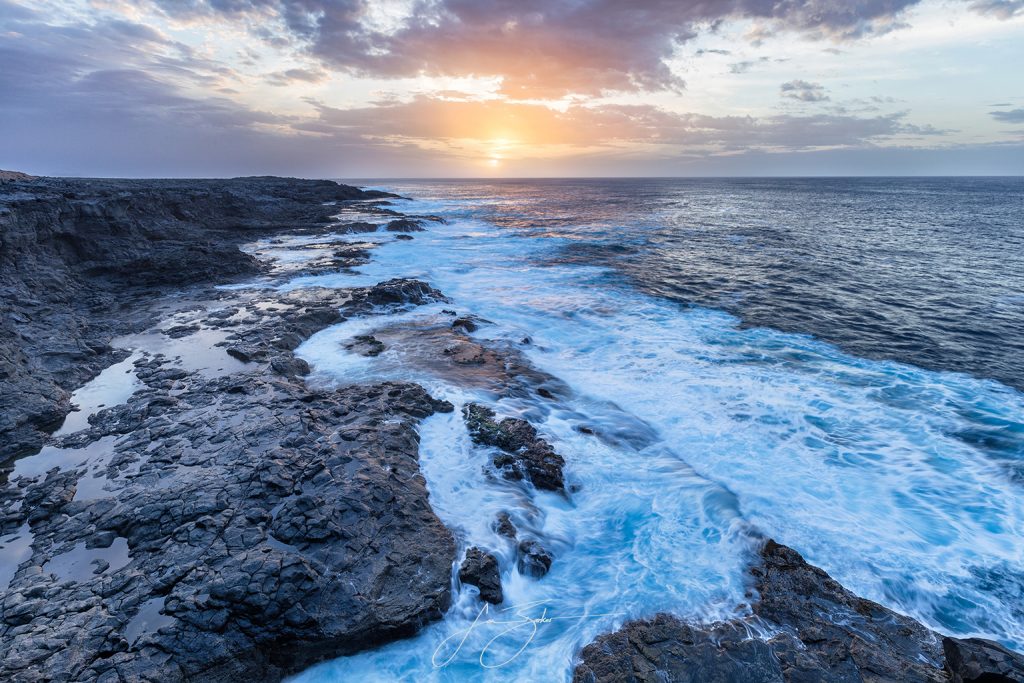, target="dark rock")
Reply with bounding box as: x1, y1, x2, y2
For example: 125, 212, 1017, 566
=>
345, 335, 386, 357
1, 374, 456, 682
384, 218, 425, 232
338, 221, 379, 233
343, 279, 448, 315
494, 512, 517, 539
0, 176, 471, 683
394, 234, 414, 241
0, 176, 392, 463
573, 539, 952, 683
459, 547, 503, 604
443, 340, 488, 365
226, 346, 258, 363
270, 356, 311, 378
162, 324, 200, 339
462, 403, 566, 492
451, 316, 481, 333
536, 387, 556, 399
943, 637, 1024, 683
216, 288, 348, 373
517, 540, 553, 578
